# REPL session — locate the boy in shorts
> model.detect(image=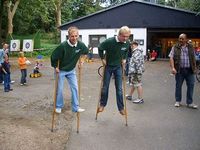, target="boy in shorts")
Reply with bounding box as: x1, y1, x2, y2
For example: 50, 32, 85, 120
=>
126, 41, 145, 104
